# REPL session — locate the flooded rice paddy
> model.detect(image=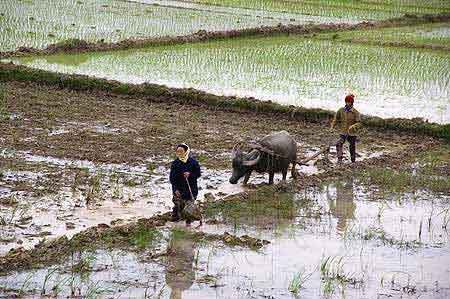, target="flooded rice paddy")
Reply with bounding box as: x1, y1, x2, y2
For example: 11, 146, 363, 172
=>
0, 0, 349, 52
1, 180, 449, 299
11, 36, 450, 123
314, 22, 450, 48
167, 0, 450, 21
3, 0, 448, 52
